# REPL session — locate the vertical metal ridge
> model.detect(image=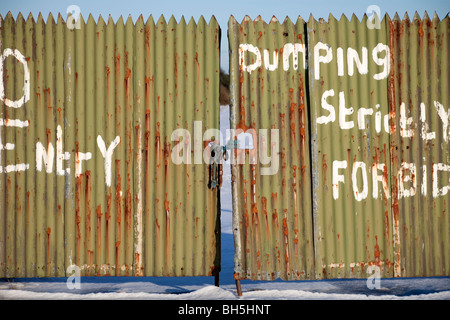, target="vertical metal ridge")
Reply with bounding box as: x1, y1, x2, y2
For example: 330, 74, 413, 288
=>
133, 13, 145, 277
387, 13, 450, 277
143, 14, 156, 276
174, 15, 186, 276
